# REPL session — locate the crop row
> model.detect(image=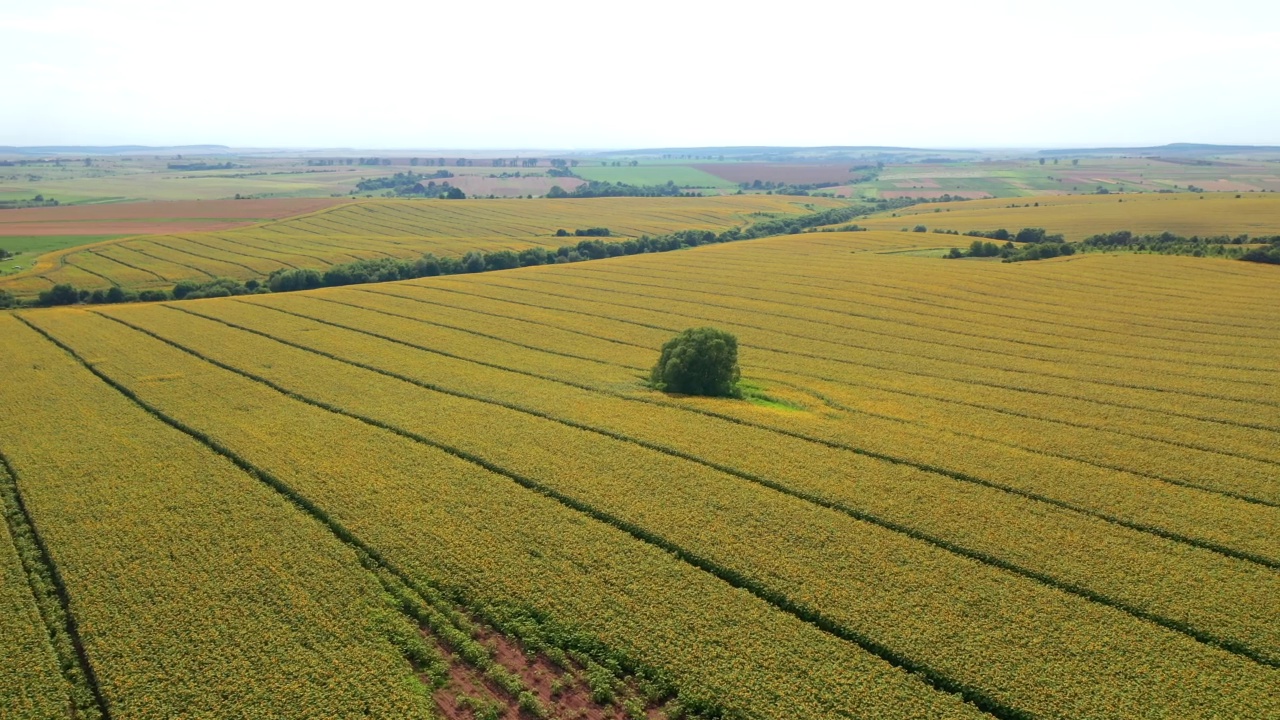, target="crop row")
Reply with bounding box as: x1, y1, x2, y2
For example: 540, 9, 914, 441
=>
588, 253, 1280, 377
160, 292, 1280, 665
21, 308, 988, 720
478, 268, 1280, 489
506, 268, 1278, 410
58, 302, 1278, 719
759, 248, 1280, 342
778, 261, 1279, 357
544, 263, 1280, 498
313, 279, 1280, 491
0, 314, 436, 719
386, 275, 1280, 560
856, 193, 1280, 240
0, 461, 75, 719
